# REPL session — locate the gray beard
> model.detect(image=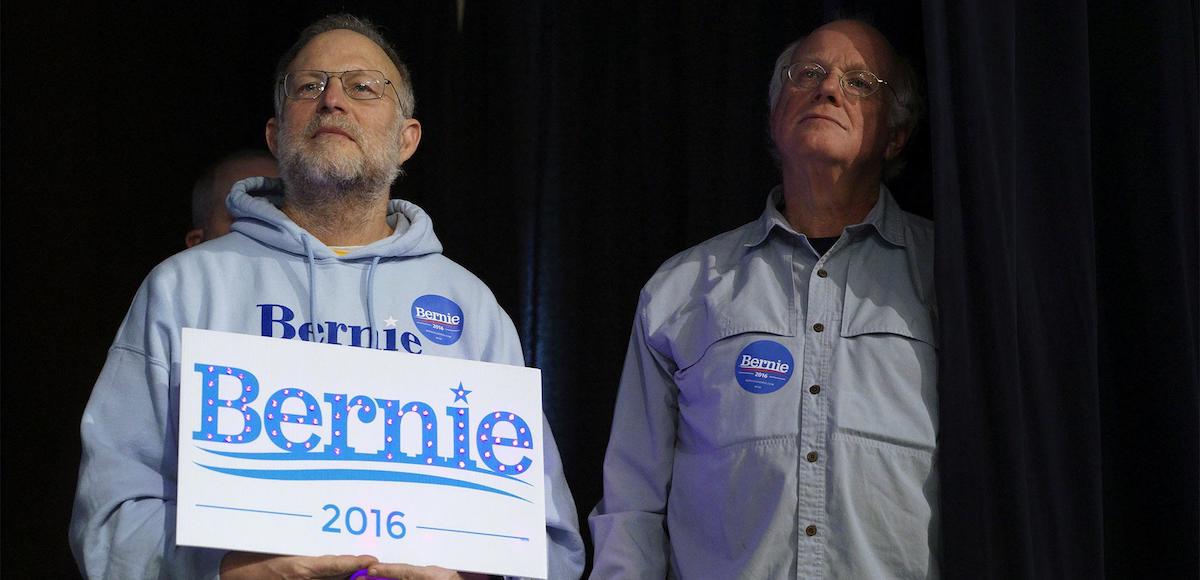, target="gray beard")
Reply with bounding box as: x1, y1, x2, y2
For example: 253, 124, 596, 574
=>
275, 154, 398, 243
277, 148, 400, 212
276, 117, 402, 211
